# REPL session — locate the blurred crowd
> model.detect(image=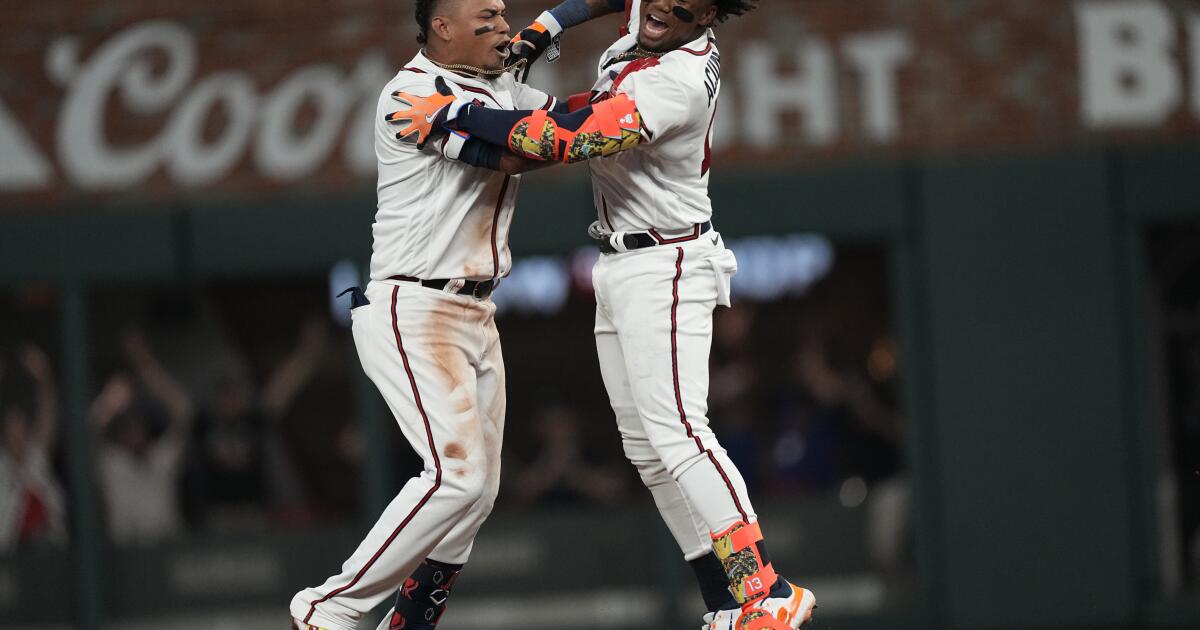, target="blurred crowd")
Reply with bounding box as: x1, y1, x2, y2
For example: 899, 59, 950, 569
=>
0, 344, 66, 550
0, 263, 908, 568
501, 302, 905, 506
0, 318, 342, 551
89, 321, 332, 544
0, 281, 369, 552
1150, 225, 1200, 591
